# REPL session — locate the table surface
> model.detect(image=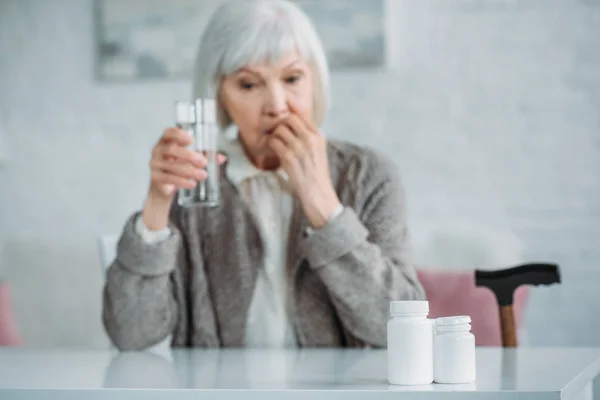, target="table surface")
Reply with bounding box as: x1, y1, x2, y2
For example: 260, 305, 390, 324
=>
0, 347, 599, 400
